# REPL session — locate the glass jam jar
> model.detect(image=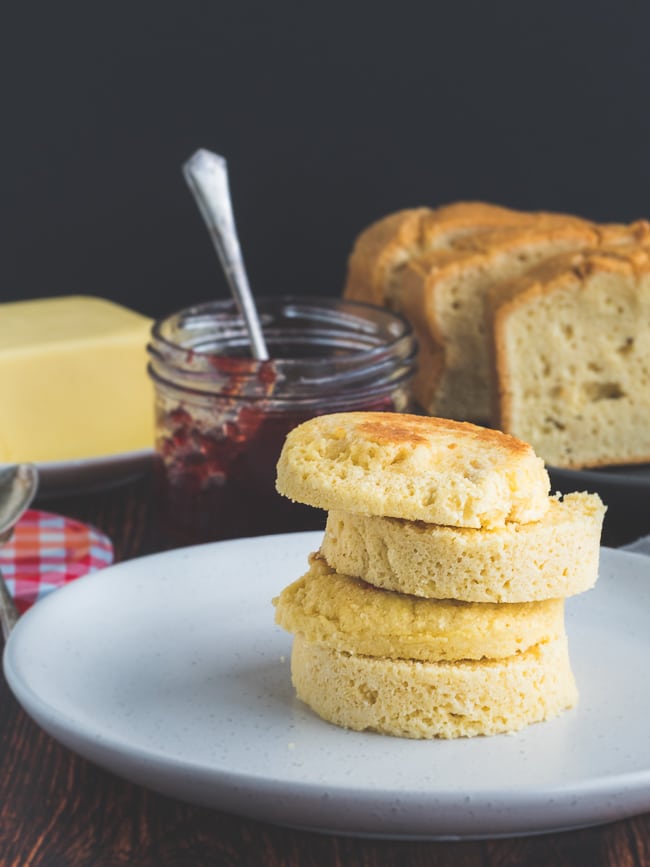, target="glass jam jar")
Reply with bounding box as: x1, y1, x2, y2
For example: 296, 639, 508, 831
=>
147, 296, 417, 547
